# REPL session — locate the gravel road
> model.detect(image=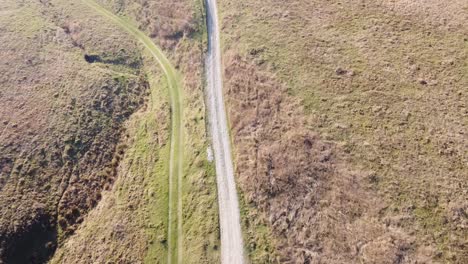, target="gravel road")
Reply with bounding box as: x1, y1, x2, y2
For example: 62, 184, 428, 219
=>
205, 0, 245, 263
